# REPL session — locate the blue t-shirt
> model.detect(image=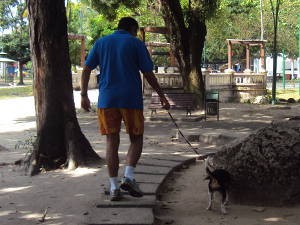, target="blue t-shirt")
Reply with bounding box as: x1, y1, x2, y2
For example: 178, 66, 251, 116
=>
85, 30, 153, 109
7, 66, 15, 74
